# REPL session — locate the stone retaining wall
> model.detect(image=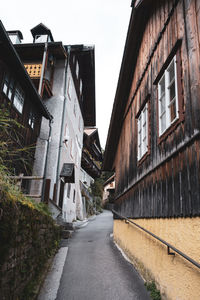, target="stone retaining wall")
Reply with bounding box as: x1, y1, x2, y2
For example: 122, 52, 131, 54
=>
0, 195, 61, 300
